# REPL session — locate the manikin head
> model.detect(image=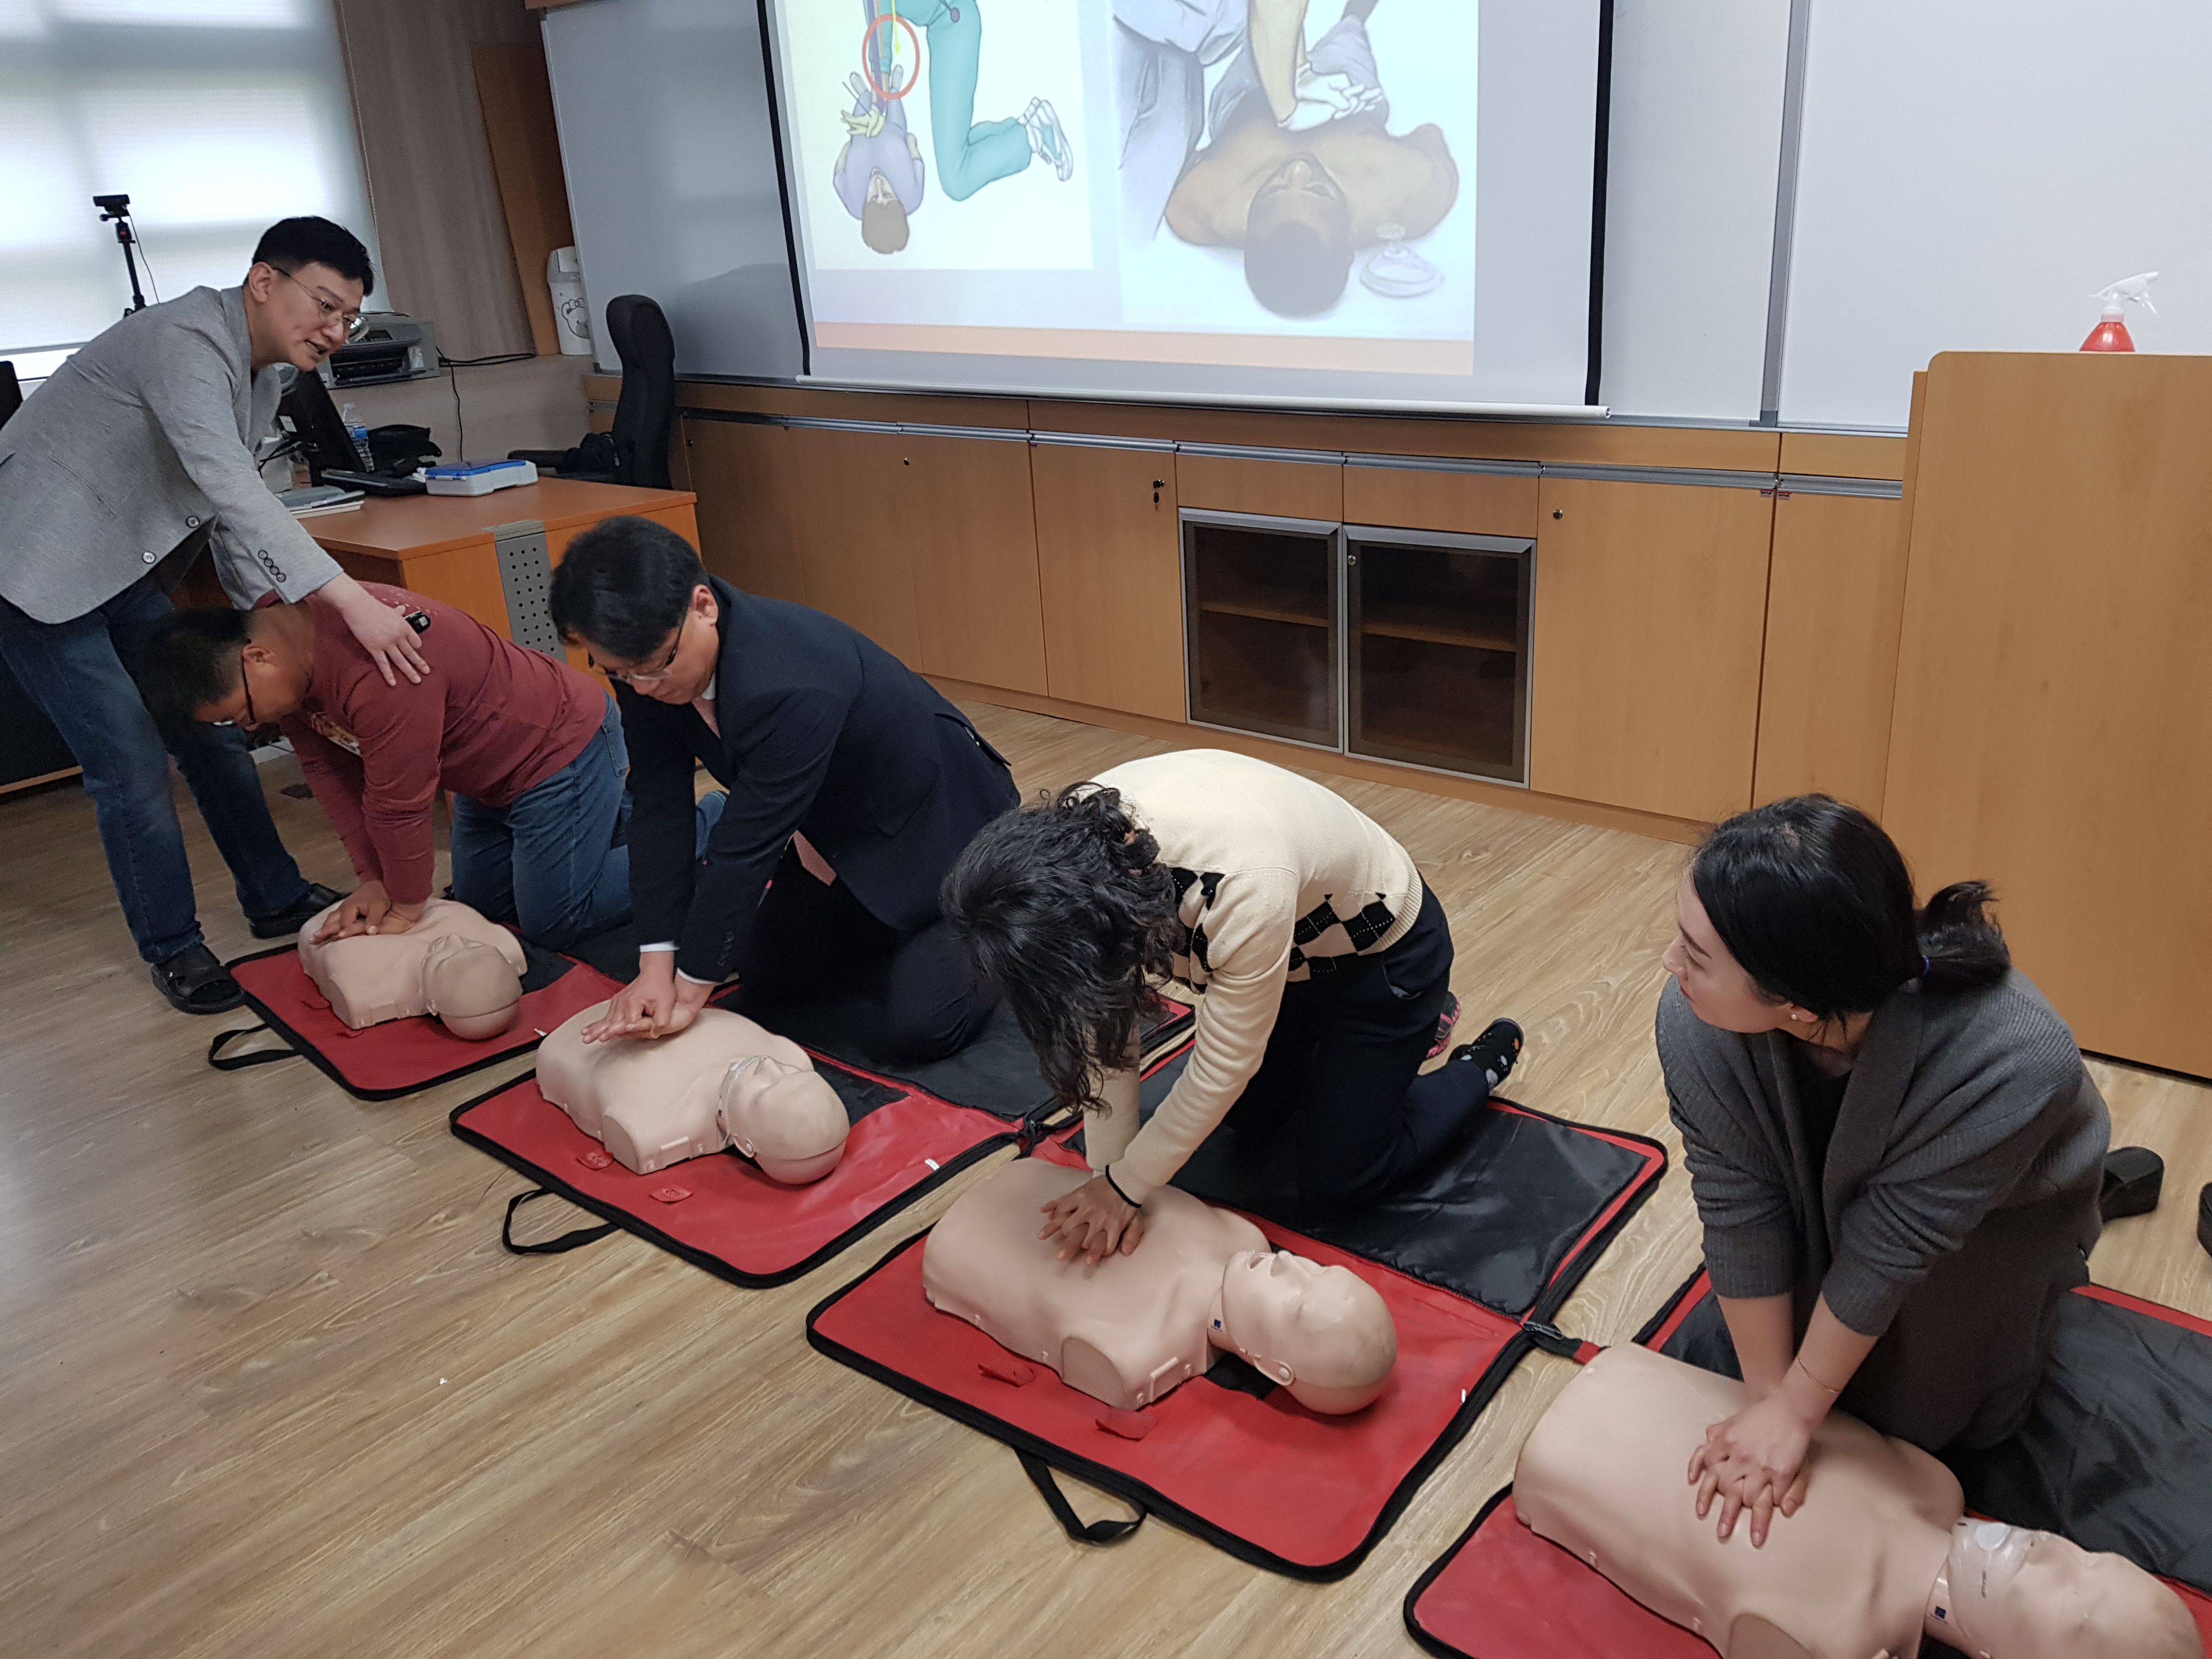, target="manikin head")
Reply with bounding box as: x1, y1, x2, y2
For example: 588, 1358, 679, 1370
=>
420, 936, 522, 1041
1244, 154, 1353, 317
1930, 1520, 2202, 1659
1217, 1248, 1396, 1414
716, 1053, 849, 1184
860, 170, 910, 254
